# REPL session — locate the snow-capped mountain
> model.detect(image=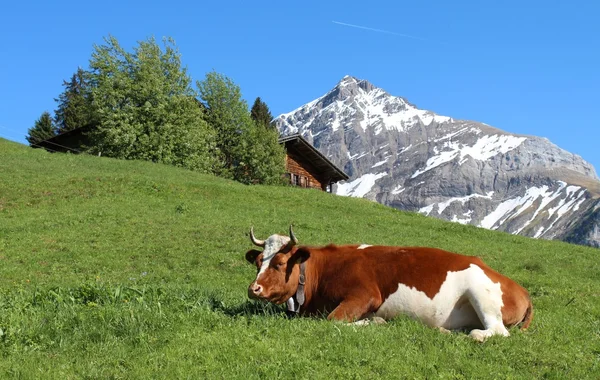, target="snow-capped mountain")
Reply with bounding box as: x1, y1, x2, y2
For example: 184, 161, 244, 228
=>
275, 76, 600, 248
